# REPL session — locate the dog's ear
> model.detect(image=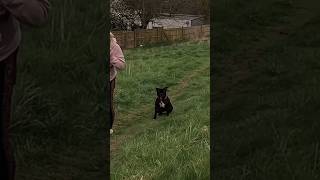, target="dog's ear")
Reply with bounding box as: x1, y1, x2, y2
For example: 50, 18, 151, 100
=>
164, 87, 168, 90
156, 88, 160, 93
